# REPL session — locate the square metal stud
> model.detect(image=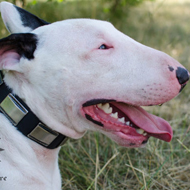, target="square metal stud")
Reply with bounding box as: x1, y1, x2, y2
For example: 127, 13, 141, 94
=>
28, 123, 59, 147
0, 94, 28, 125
